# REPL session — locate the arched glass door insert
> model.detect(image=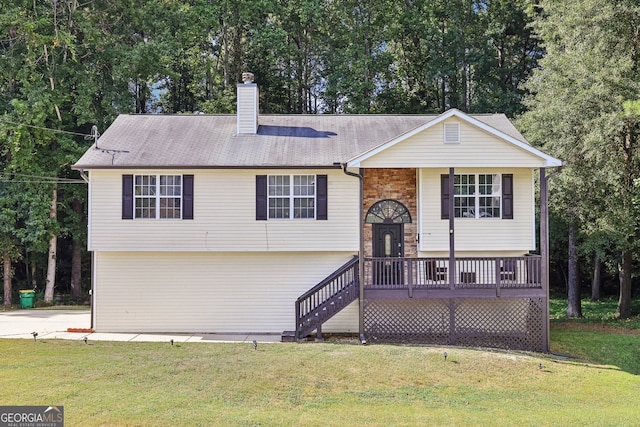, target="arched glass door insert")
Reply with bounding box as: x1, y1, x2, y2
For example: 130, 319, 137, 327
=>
365, 199, 411, 224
